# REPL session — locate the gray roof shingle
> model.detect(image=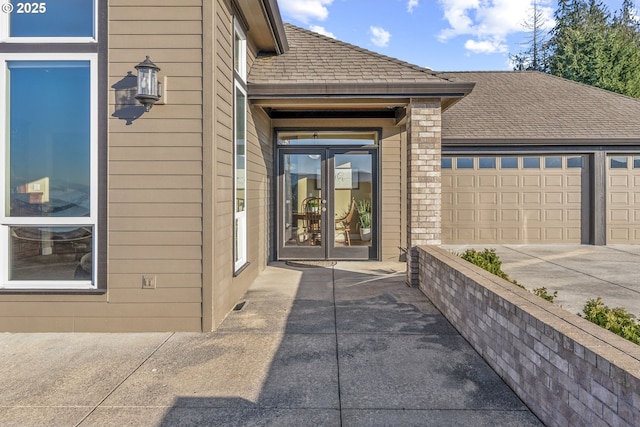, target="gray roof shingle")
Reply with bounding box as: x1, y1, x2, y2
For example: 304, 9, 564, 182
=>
441, 71, 640, 144
249, 24, 449, 85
